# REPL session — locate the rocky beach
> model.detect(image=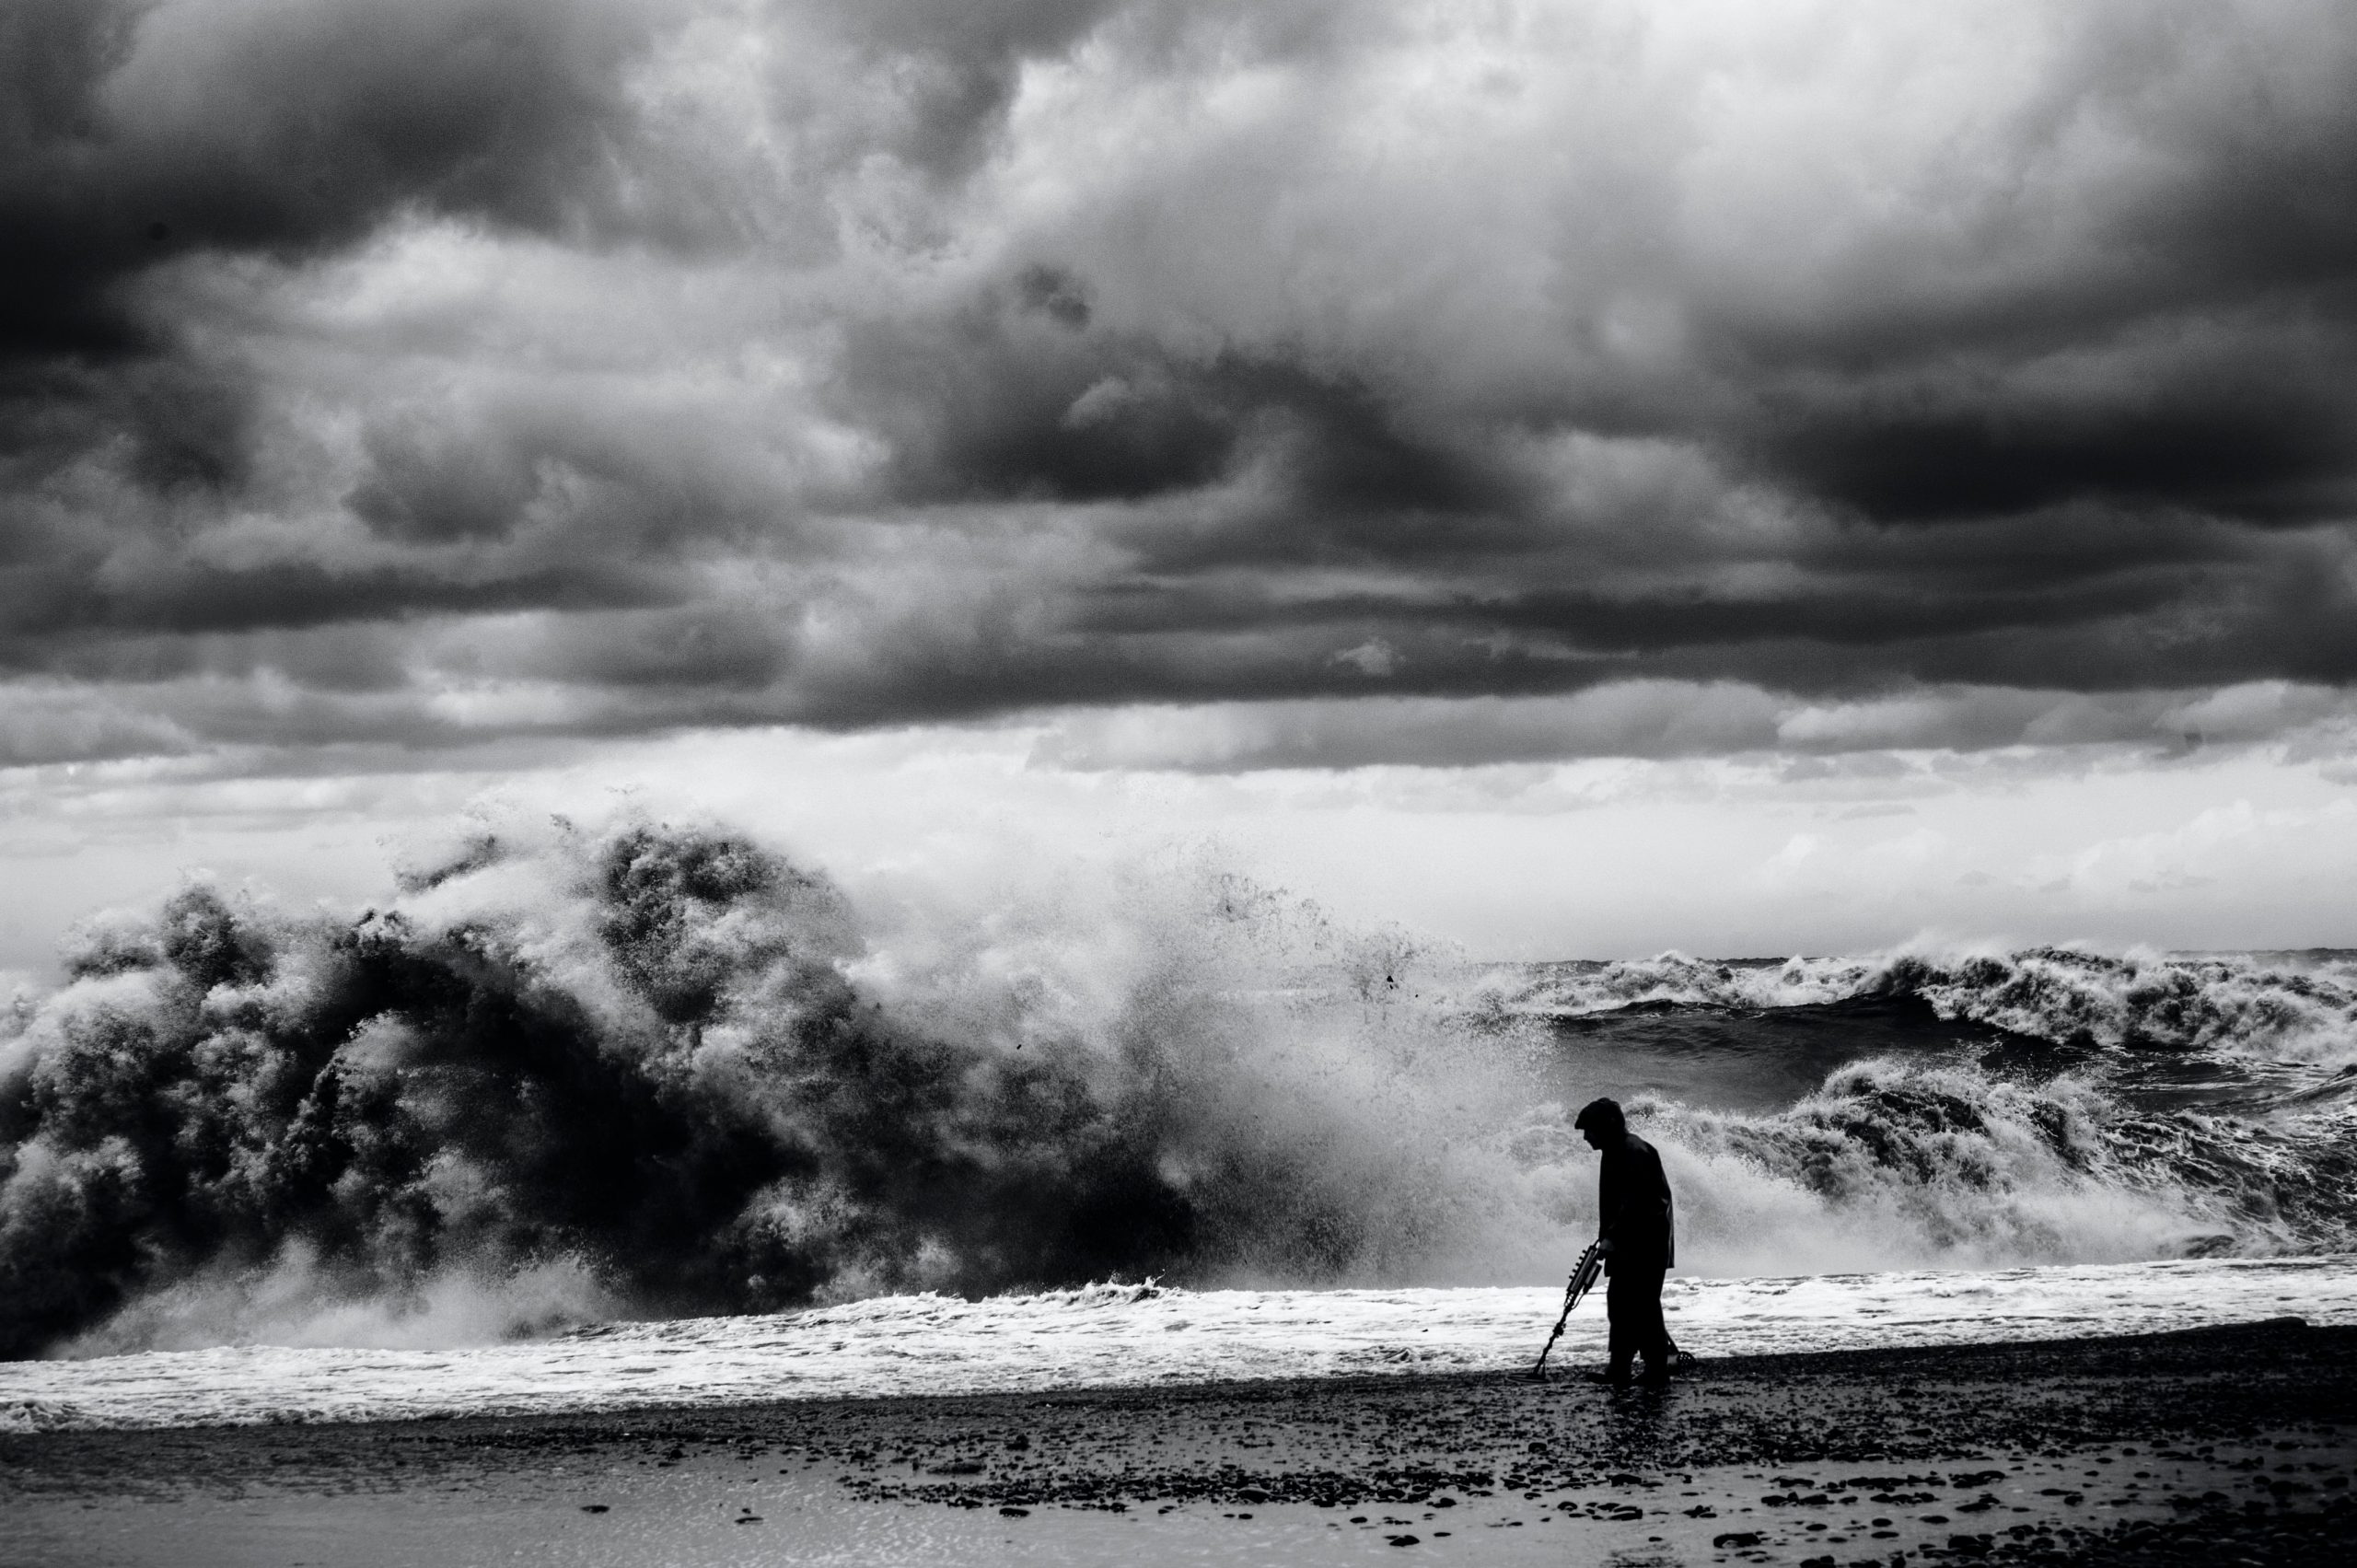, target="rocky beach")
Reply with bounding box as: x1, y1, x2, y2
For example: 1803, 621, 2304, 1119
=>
6, 1319, 2351, 1567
